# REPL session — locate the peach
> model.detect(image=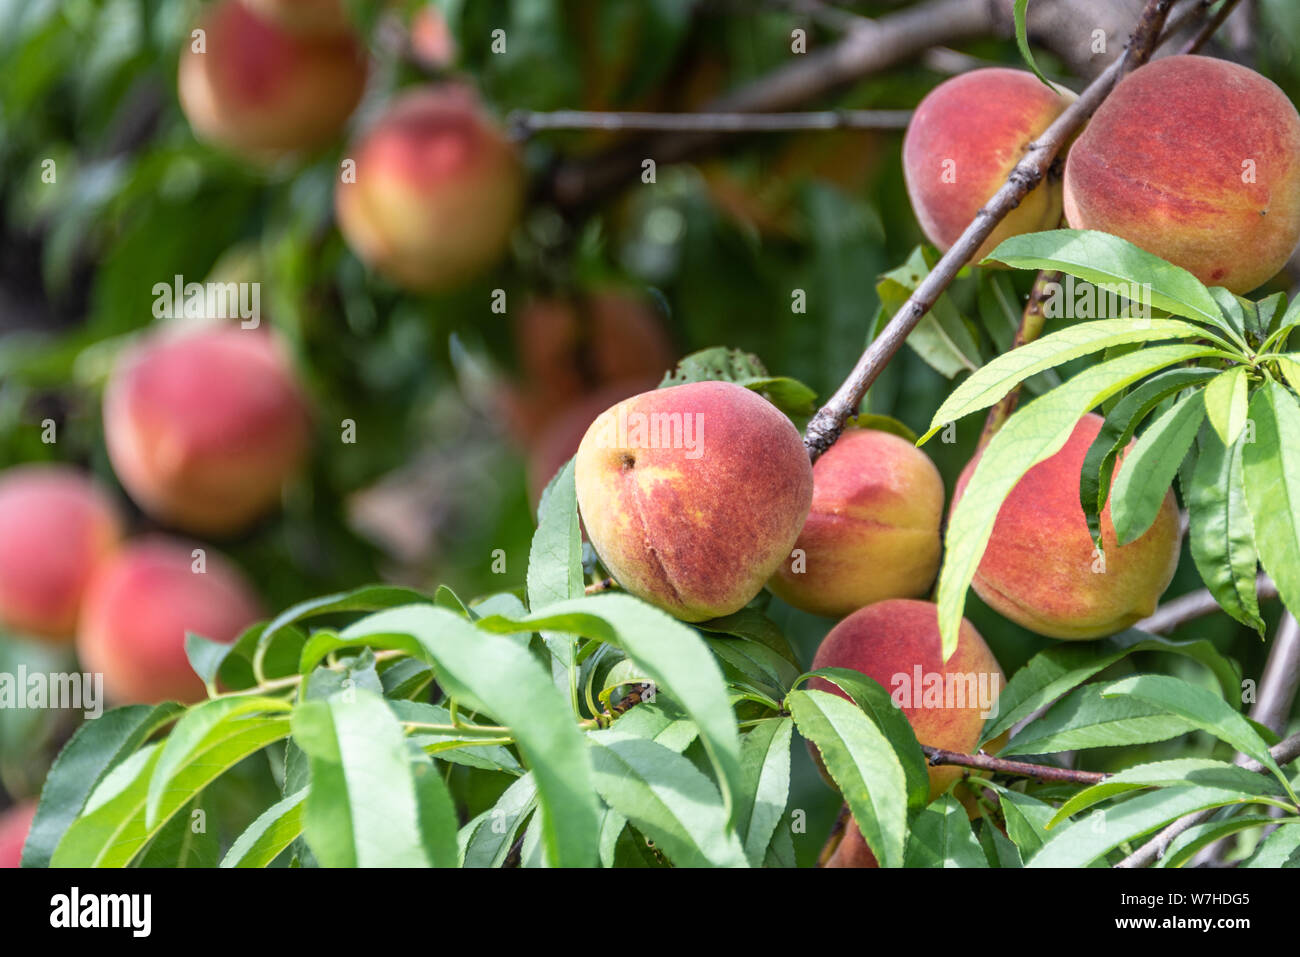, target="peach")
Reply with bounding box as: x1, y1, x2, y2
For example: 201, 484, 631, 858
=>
954, 413, 1180, 640
0, 466, 122, 643
77, 538, 263, 705
103, 323, 313, 537
903, 68, 1075, 261
809, 599, 1005, 799
574, 381, 813, 622
527, 384, 647, 508
768, 428, 944, 618
825, 819, 877, 868
502, 291, 675, 442
1065, 55, 1300, 293
0, 801, 36, 868
178, 0, 368, 161
335, 85, 524, 292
